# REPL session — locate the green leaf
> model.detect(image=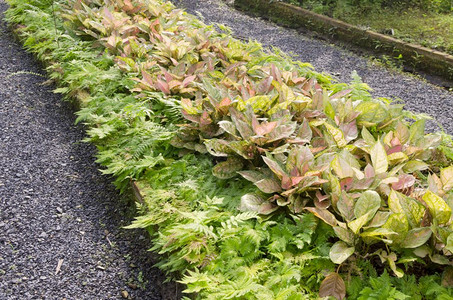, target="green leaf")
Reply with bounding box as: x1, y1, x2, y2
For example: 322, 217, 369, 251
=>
441, 166, 453, 192
370, 140, 388, 174
254, 178, 282, 194
356, 101, 388, 126
422, 190, 452, 224
400, 227, 432, 248
263, 155, 287, 179
204, 139, 233, 157
409, 119, 425, 144
212, 158, 243, 179
305, 207, 338, 227
388, 190, 425, 228
331, 155, 353, 179
366, 211, 391, 228
383, 213, 409, 243
319, 273, 346, 300
395, 121, 410, 144
324, 122, 347, 147
361, 126, 375, 146
354, 190, 381, 219
446, 234, 453, 253
360, 228, 396, 238
402, 160, 429, 173
329, 241, 355, 264
333, 226, 355, 244
348, 211, 375, 234
238, 194, 278, 215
